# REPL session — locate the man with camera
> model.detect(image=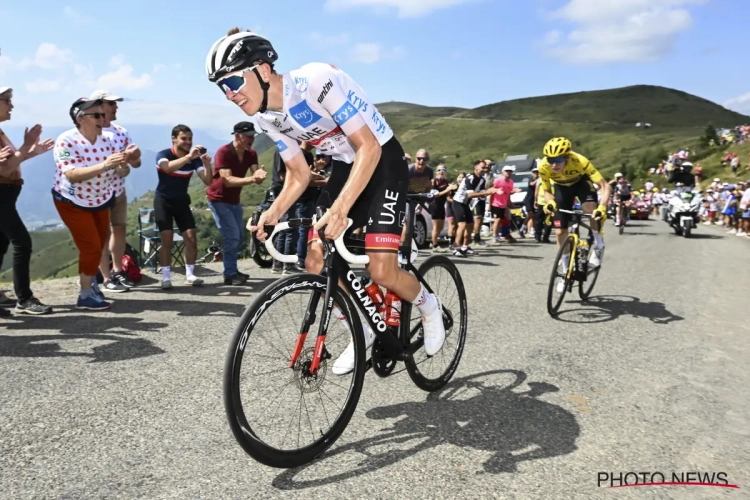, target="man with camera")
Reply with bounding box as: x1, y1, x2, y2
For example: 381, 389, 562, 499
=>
154, 125, 213, 289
